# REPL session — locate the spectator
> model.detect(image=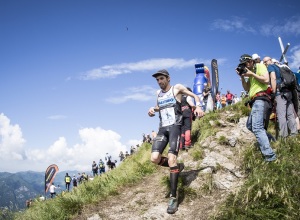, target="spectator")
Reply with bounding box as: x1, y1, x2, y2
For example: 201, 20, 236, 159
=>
125, 151, 130, 158
92, 161, 98, 176
233, 94, 240, 104
64, 173, 71, 192
202, 85, 210, 111
221, 94, 227, 108
105, 153, 112, 161
263, 56, 298, 138
72, 174, 77, 188
252, 53, 261, 64
77, 173, 83, 185
225, 90, 234, 105
49, 183, 58, 198
26, 200, 30, 208
151, 130, 157, 140
146, 134, 152, 143
39, 194, 45, 201
142, 133, 147, 142
238, 54, 276, 162
215, 91, 221, 110
130, 146, 135, 154
98, 159, 106, 174
119, 151, 125, 161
